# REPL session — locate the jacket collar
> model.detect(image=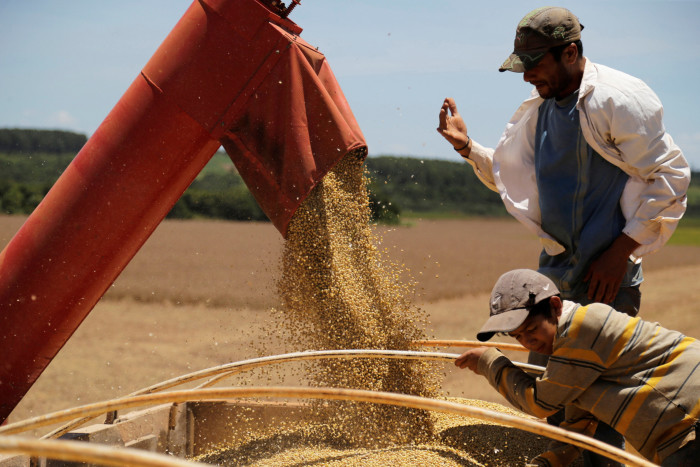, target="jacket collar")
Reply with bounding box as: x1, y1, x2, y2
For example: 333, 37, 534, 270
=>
578, 57, 596, 101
